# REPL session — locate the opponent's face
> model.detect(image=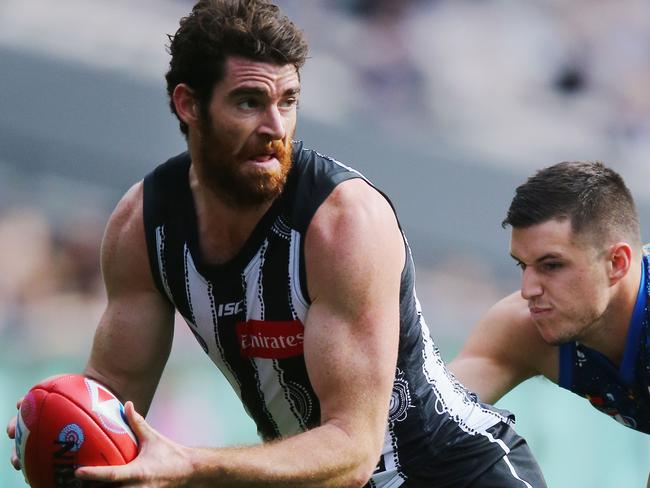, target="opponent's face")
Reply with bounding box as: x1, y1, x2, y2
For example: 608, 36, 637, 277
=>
510, 218, 612, 345
195, 56, 299, 206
